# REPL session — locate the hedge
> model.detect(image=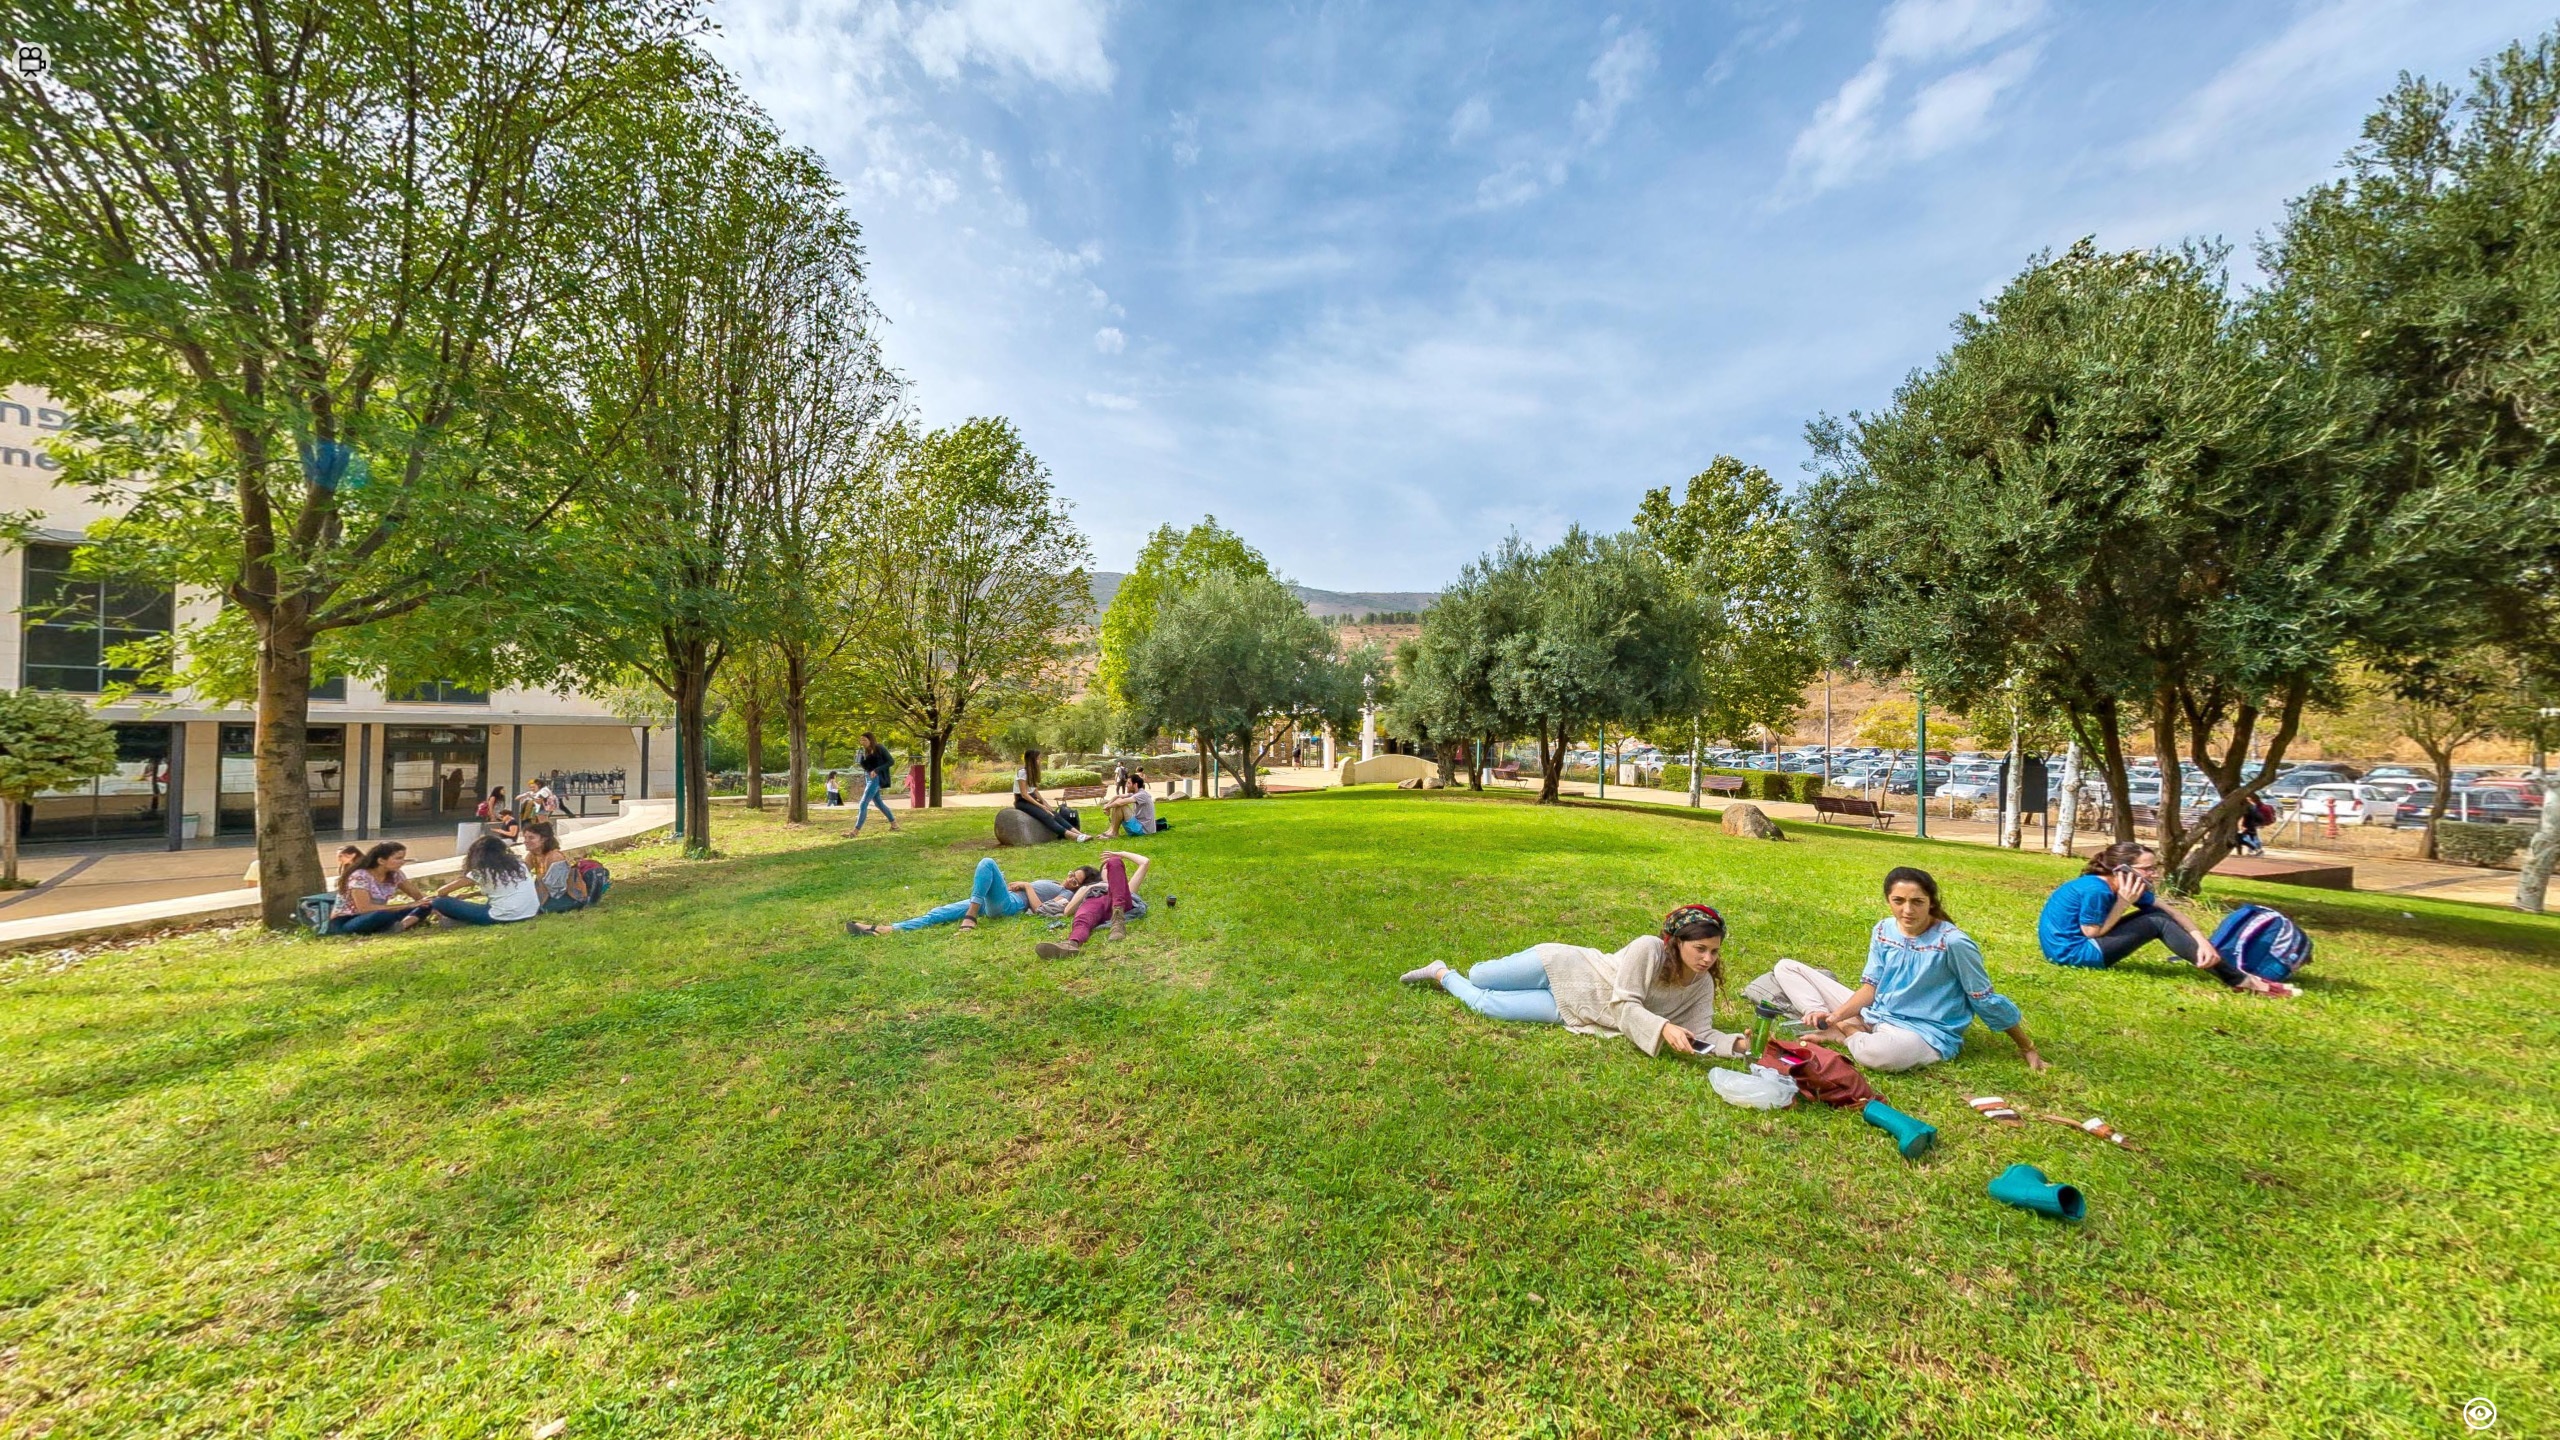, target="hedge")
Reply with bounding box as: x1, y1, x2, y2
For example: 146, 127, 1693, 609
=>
1657, 764, 1828, 805
2437, 820, 2527, 868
